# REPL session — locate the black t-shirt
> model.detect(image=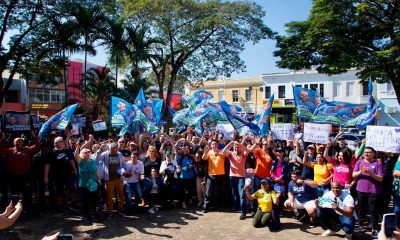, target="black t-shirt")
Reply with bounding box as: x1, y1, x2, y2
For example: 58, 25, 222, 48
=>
47, 149, 74, 178
245, 153, 256, 169
144, 157, 161, 176
118, 149, 131, 158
